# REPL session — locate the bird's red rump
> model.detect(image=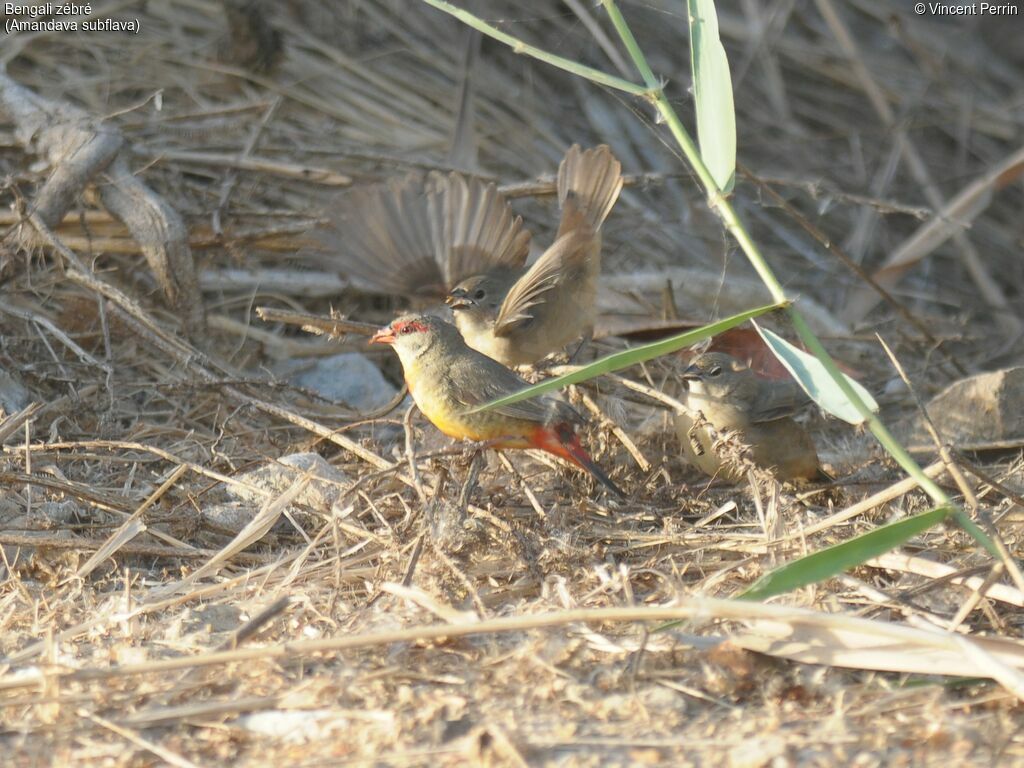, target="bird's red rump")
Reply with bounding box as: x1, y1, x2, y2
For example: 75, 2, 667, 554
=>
528, 422, 623, 497
528, 422, 581, 465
